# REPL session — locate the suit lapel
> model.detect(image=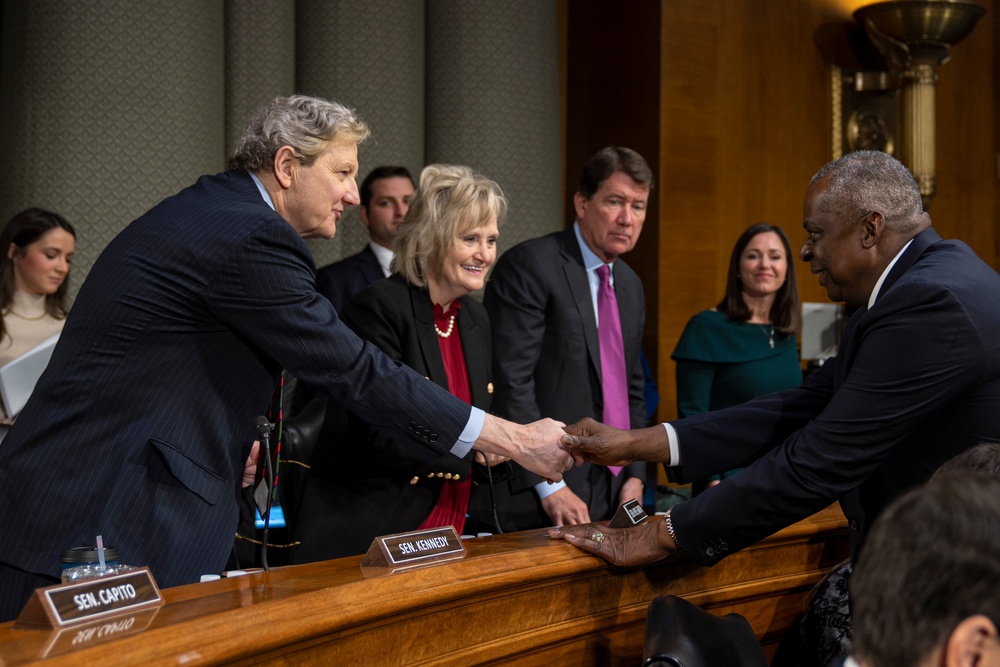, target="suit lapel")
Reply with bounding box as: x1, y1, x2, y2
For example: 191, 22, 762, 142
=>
410, 285, 449, 391
559, 229, 602, 382
359, 245, 387, 284
613, 264, 640, 350
834, 306, 866, 390
877, 228, 941, 298
458, 297, 489, 408
832, 228, 941, 390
